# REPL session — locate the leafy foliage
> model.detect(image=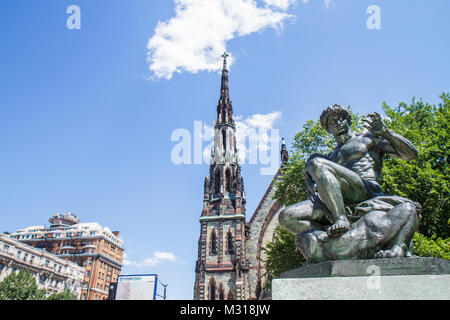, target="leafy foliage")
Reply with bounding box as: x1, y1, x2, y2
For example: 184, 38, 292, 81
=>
412, 233, 450, 260
0, 270, 79, 300
0, 270, 46, 300
380, 94, 449, 237
262, 227, 305, 283
47, 289, 78, 300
